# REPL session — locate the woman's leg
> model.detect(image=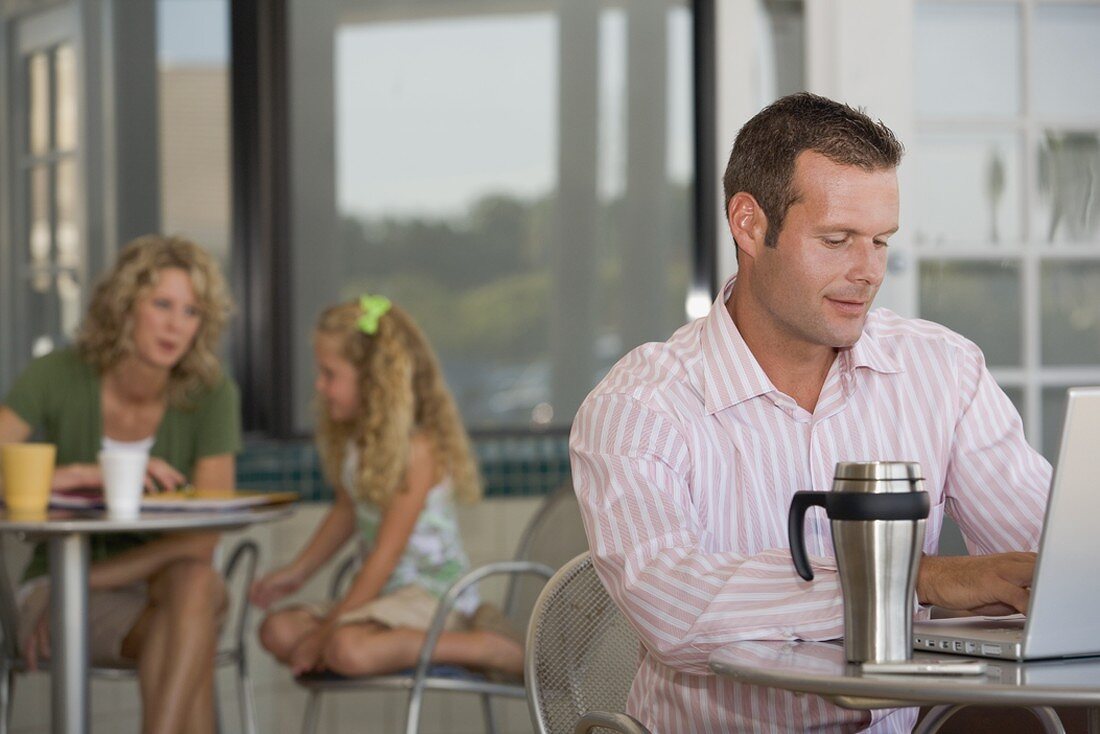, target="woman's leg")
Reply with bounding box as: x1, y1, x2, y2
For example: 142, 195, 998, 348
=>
257, 608, 322, 663
121, 558, 226, 734
320, 623, 523, 677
